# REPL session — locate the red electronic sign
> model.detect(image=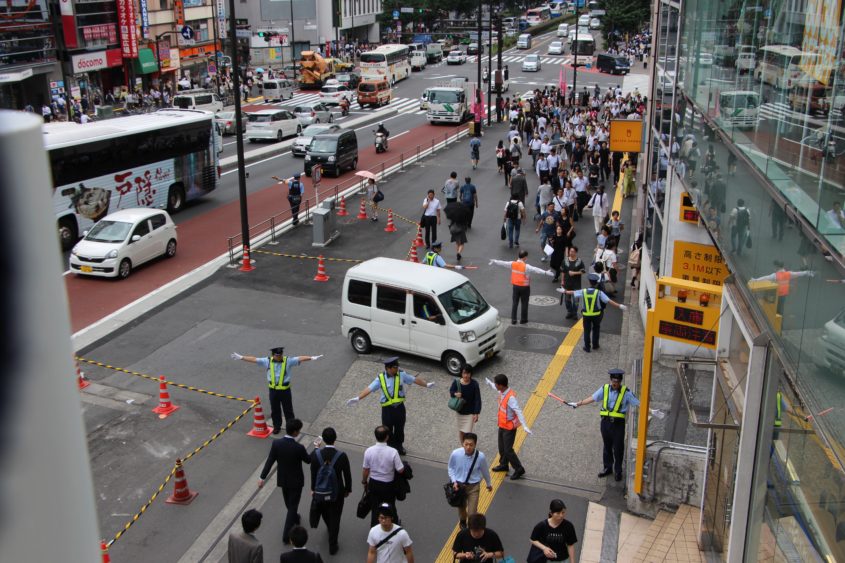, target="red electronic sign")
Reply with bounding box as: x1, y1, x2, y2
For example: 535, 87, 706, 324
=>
673, 306, 704, 326
658, 321, 716, 345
